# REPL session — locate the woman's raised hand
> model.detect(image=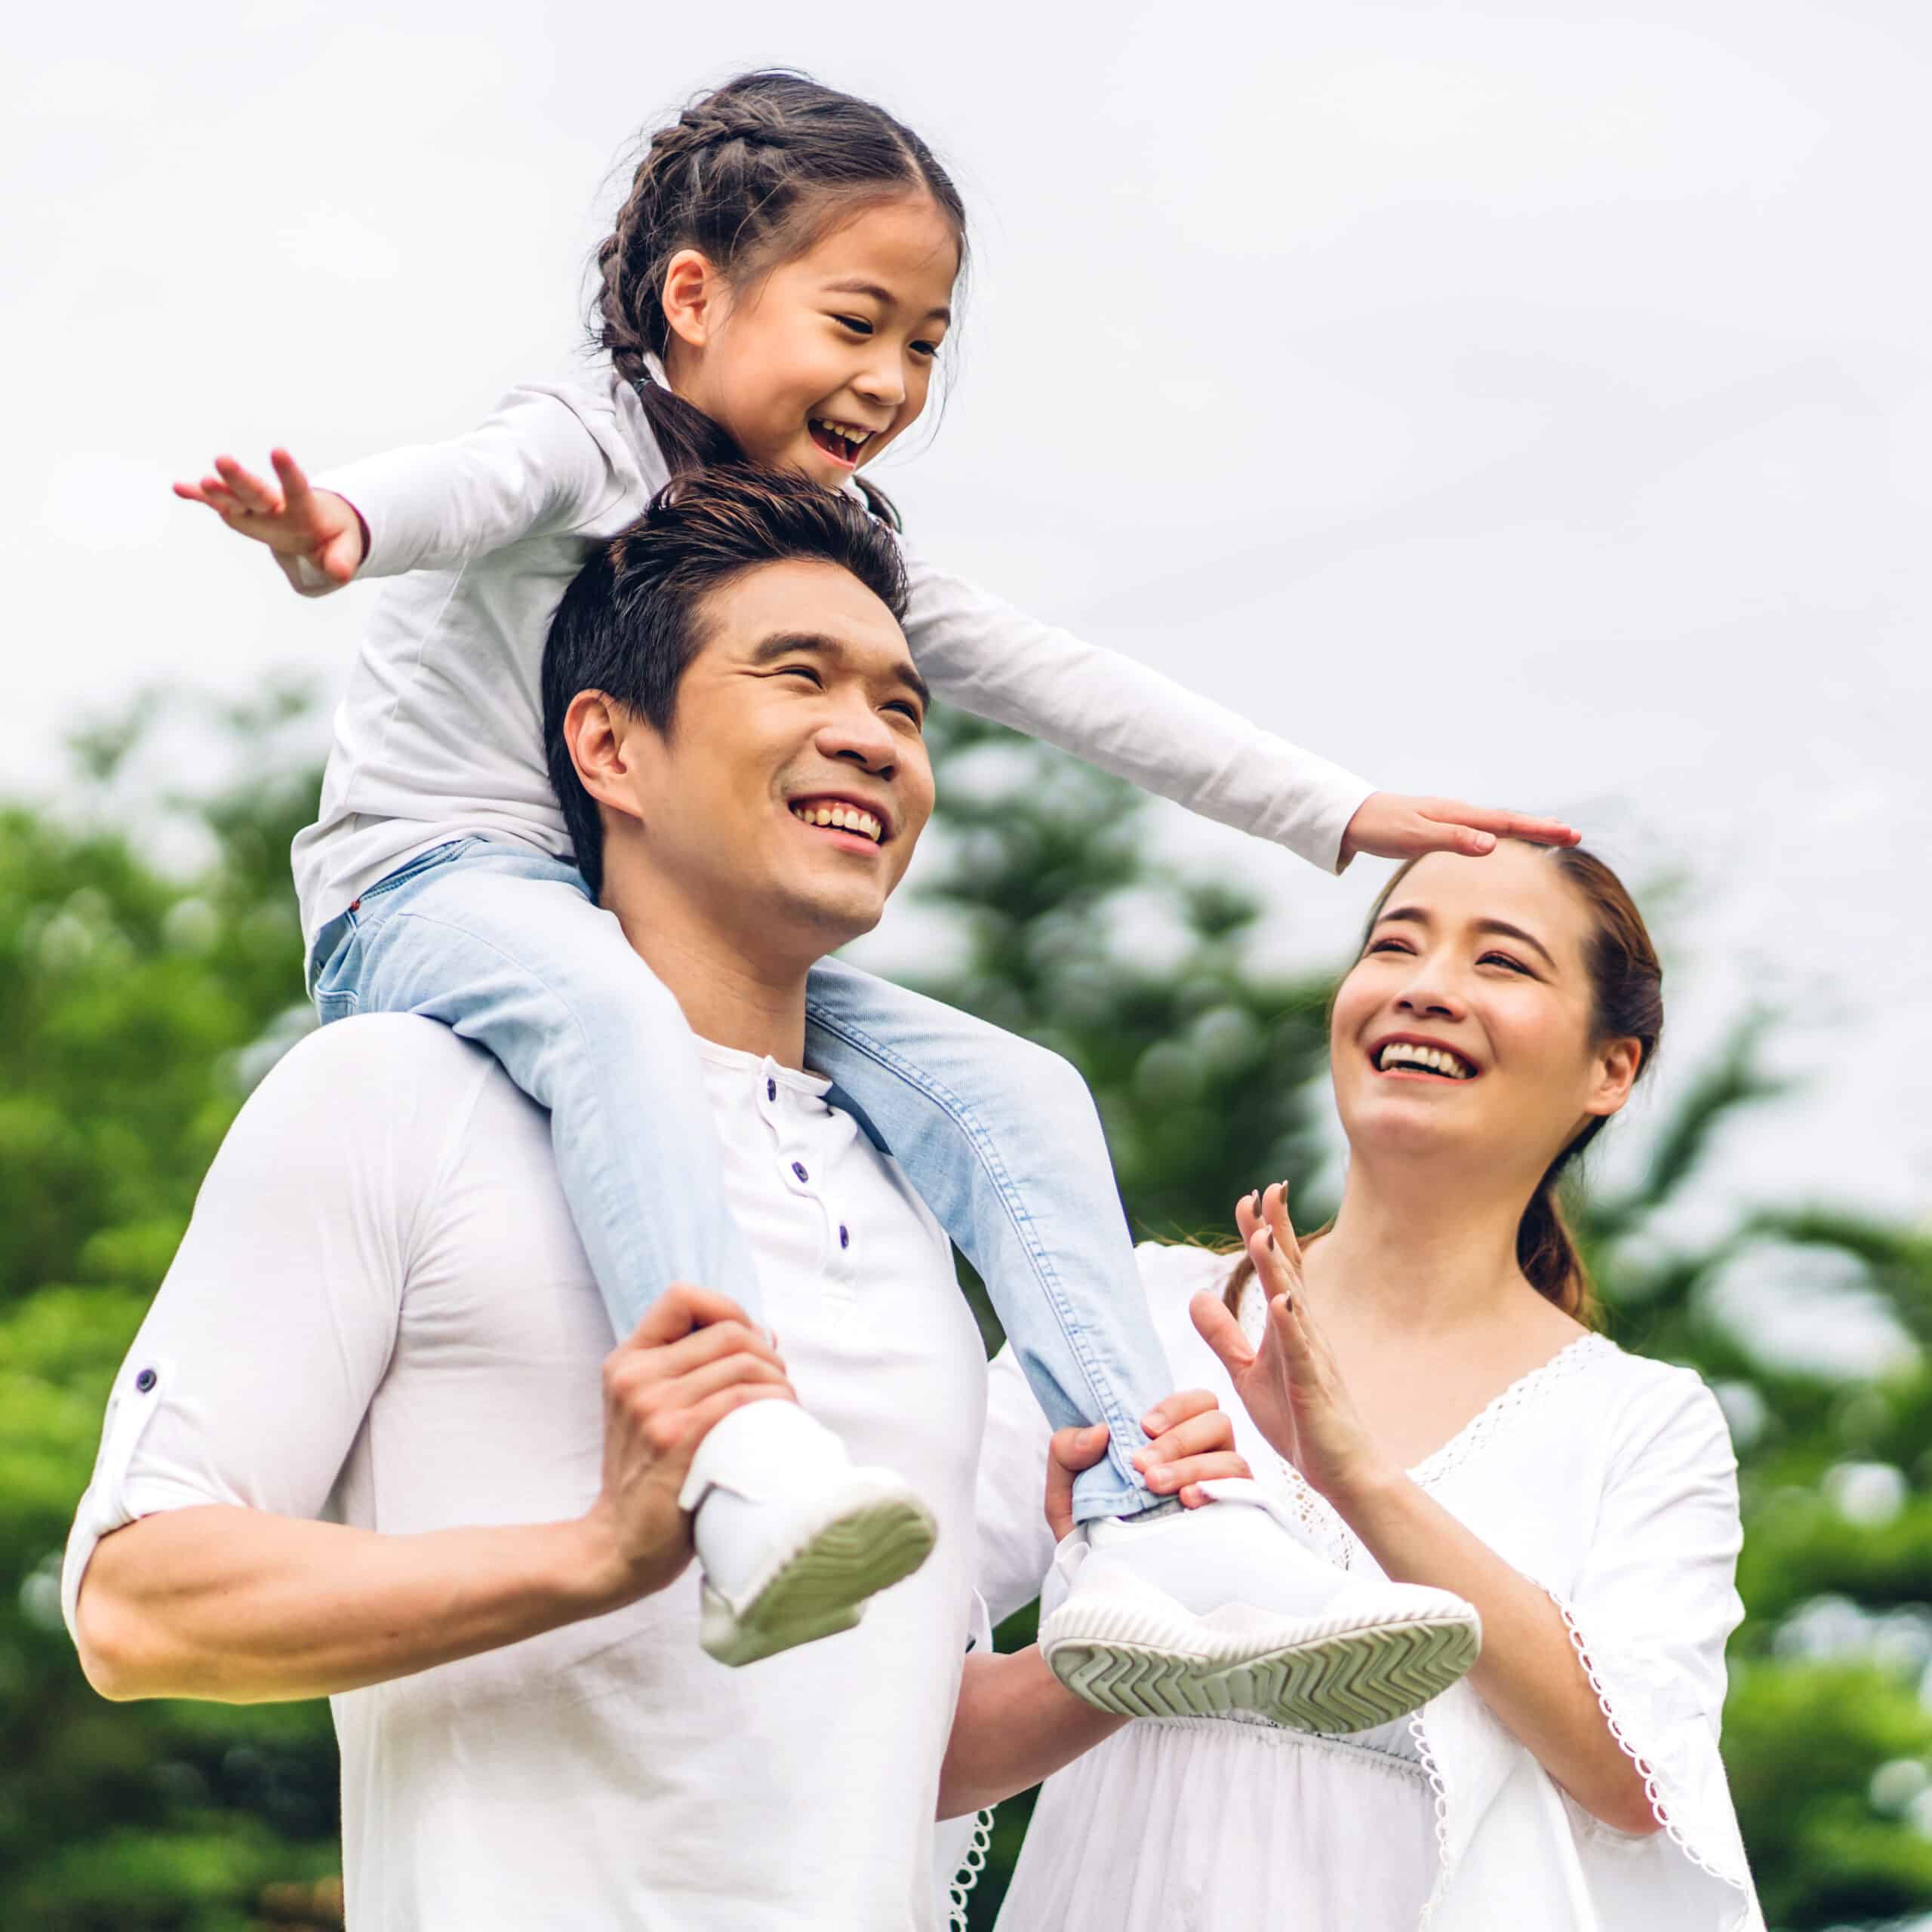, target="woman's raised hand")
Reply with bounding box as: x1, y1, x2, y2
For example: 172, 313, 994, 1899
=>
1190, 1182, 1389, 1508
1043, 1389, 1250, 1541
173, 448, 366, 590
